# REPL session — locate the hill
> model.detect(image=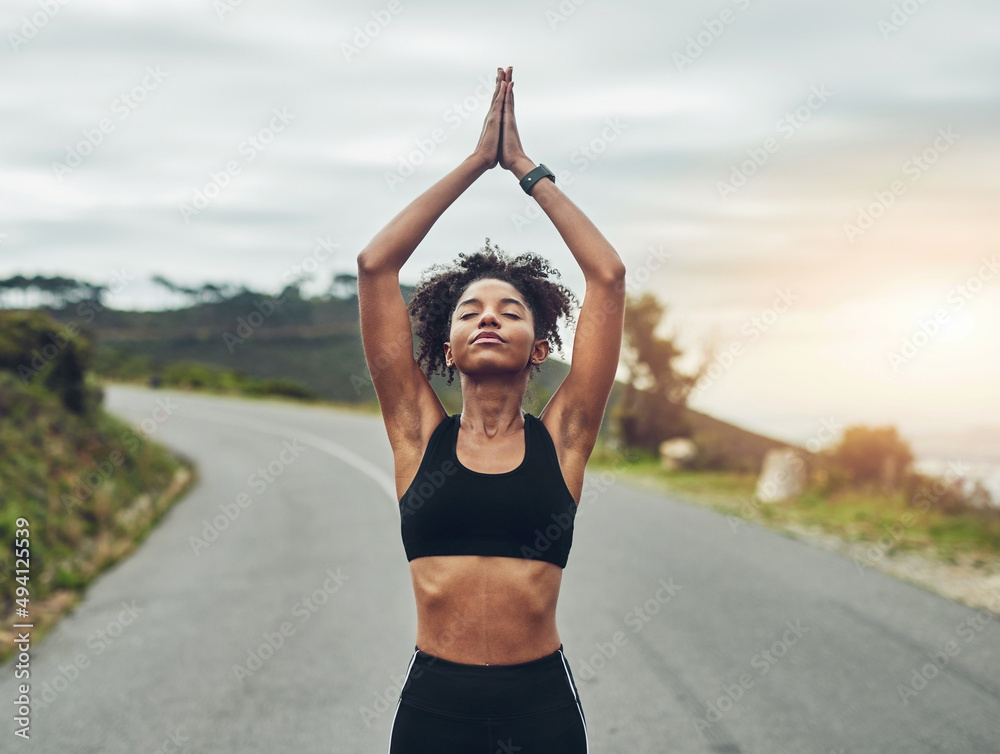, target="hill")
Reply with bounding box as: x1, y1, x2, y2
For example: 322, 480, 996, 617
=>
0, 310, 193, 662
39, 283, 791, 469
